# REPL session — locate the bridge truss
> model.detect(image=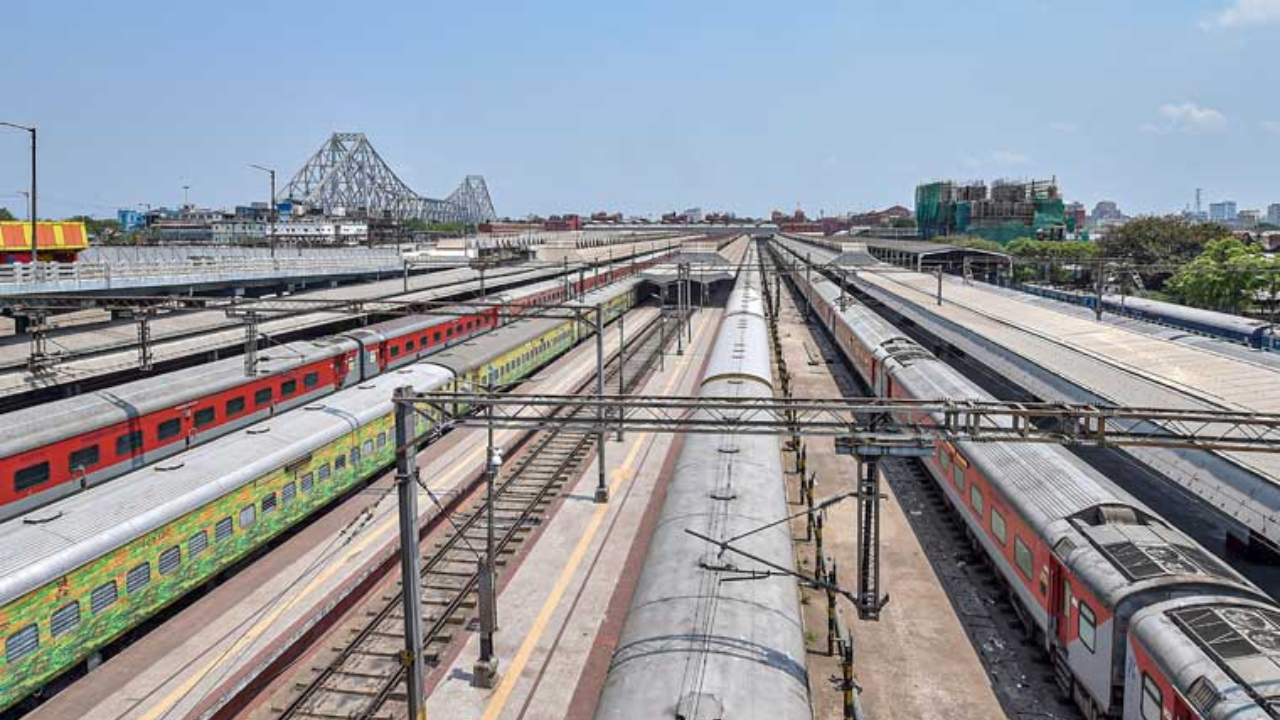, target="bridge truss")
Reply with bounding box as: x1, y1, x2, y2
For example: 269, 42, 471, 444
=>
282, 133, 497, 224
